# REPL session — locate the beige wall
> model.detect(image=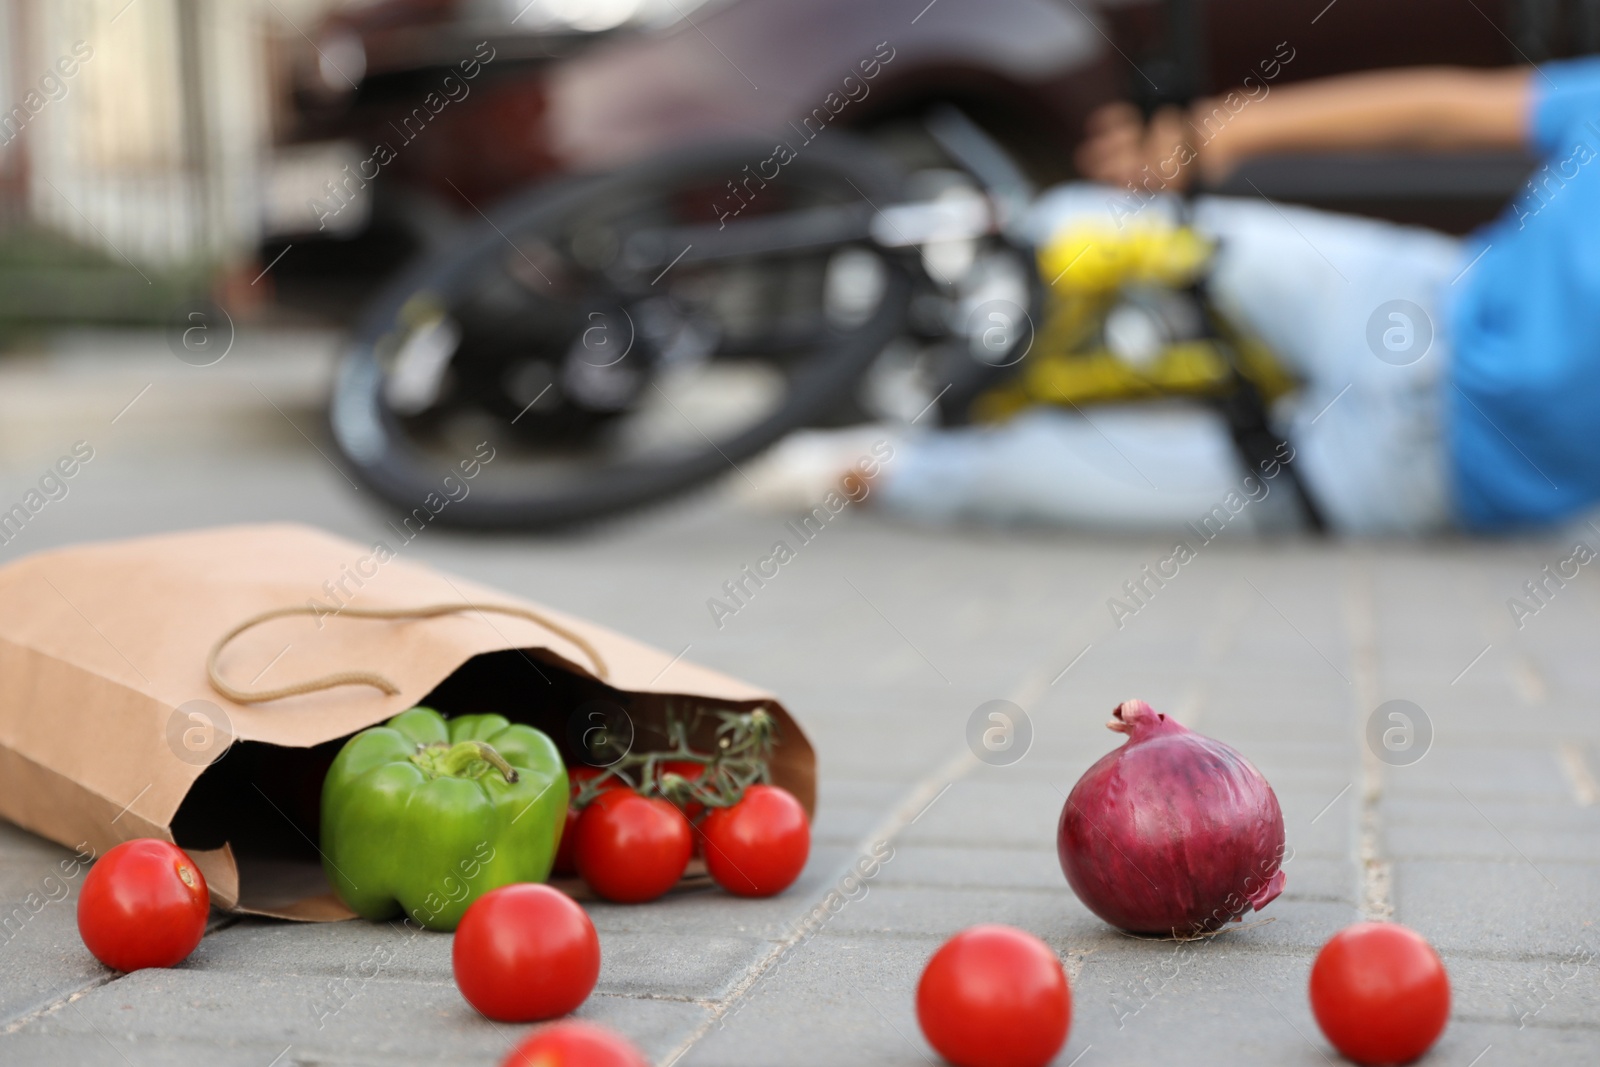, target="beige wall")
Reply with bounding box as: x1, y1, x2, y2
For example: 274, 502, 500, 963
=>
2, 0, 354, 270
